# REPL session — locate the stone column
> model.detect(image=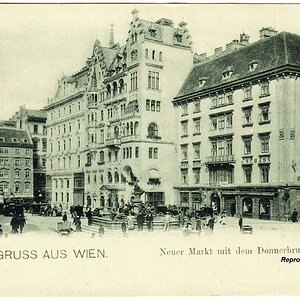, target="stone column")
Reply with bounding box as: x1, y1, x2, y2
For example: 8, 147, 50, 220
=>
253, 197, 260, 219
